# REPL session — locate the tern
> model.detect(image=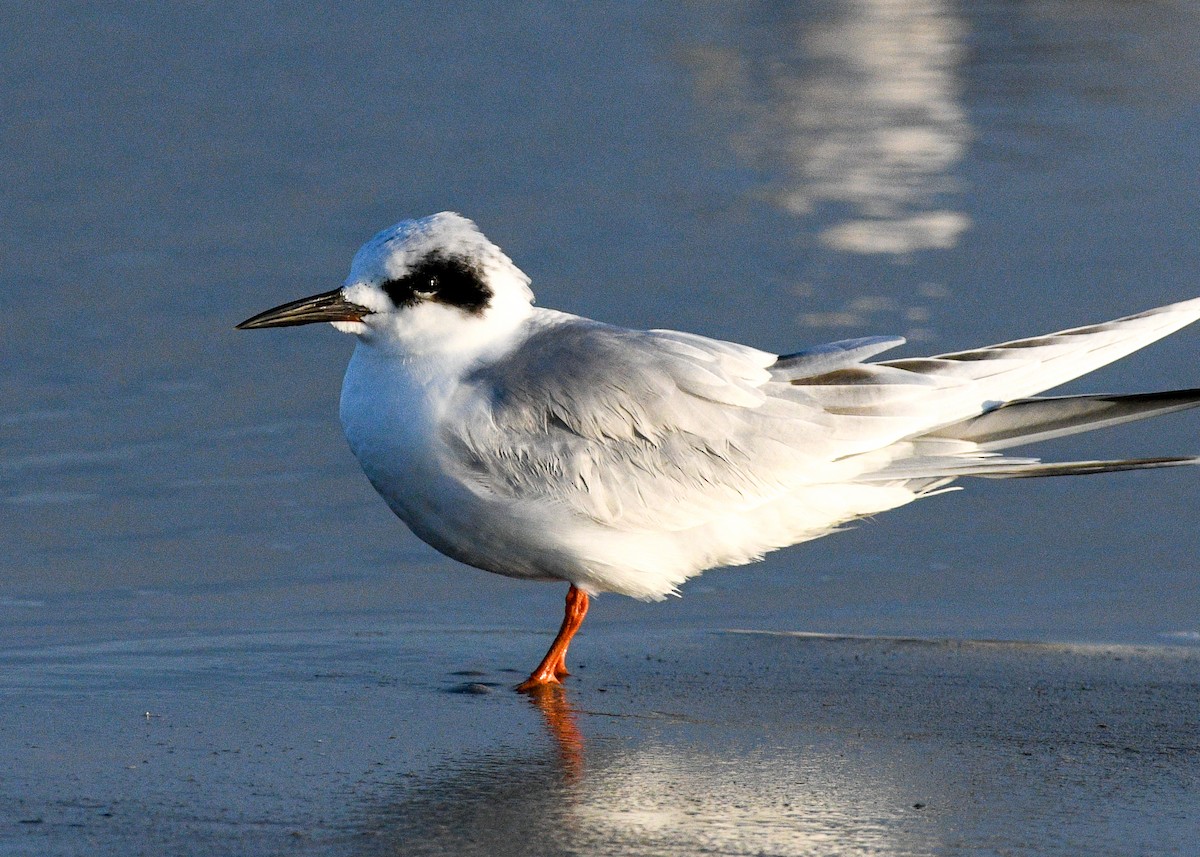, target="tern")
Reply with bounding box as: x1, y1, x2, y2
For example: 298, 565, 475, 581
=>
238, 212, 1200, 691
